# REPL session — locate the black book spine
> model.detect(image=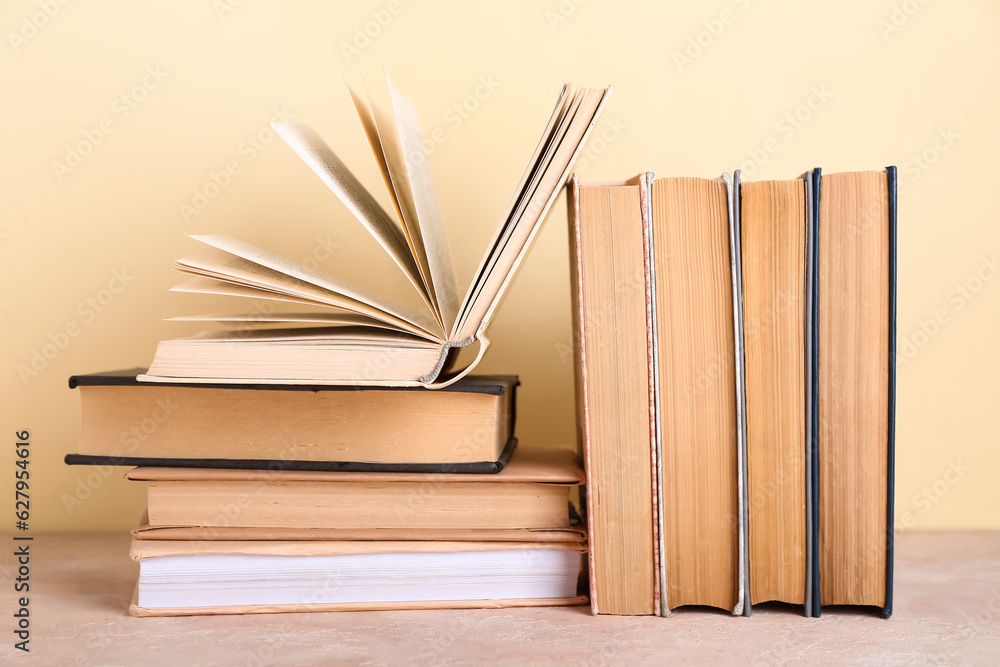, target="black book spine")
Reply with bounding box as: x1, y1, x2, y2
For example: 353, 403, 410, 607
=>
810, 167, 822, 619
883, 165, 897, 620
